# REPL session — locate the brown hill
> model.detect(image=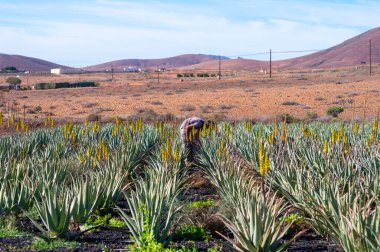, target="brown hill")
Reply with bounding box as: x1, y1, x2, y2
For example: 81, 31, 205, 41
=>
0, 53, 70, 72
180, 58, 268, 71
84, 54, 223, 71
278, 27, 380, 69
181, 27, 380, 70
